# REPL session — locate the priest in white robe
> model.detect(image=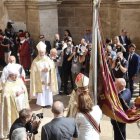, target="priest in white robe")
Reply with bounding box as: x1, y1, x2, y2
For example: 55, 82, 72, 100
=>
30, 41, 58, 107
0, 63, 29, 139
0, 55, 25, 89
